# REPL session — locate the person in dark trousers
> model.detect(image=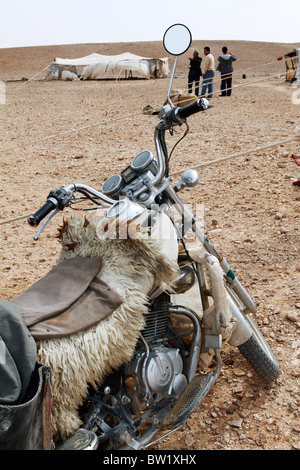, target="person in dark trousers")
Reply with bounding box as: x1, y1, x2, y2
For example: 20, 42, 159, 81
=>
217, 47, 237, 96
188, 50, 202, 96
